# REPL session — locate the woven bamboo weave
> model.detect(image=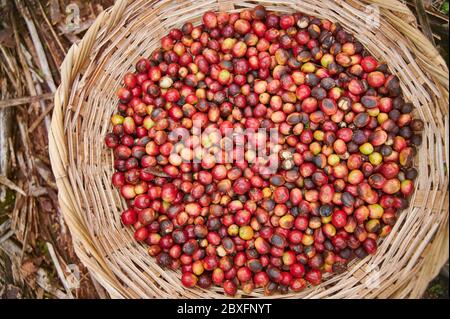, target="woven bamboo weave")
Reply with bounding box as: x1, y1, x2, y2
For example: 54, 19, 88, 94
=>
49, 0, 449, 298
